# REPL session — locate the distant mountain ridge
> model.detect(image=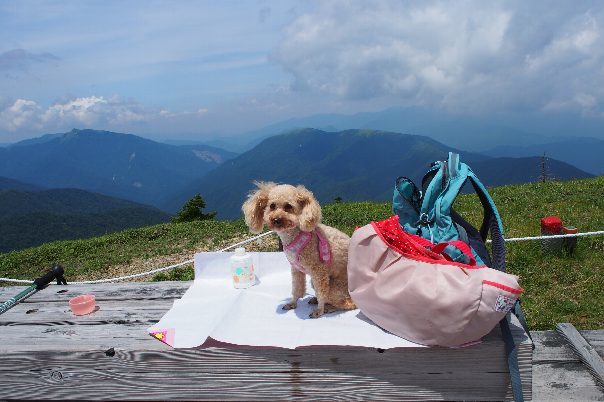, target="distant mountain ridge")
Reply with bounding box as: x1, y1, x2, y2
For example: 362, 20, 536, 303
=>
0, 129, 237, 211
207, 107, 604, 182
207, 106, 604, 153
469, 157, 590, 186
485, 138, 604, 175
0, 176, 44, 192
10, 132, 64, 147
0, 187, 171, 252
168, 128, 592, 219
